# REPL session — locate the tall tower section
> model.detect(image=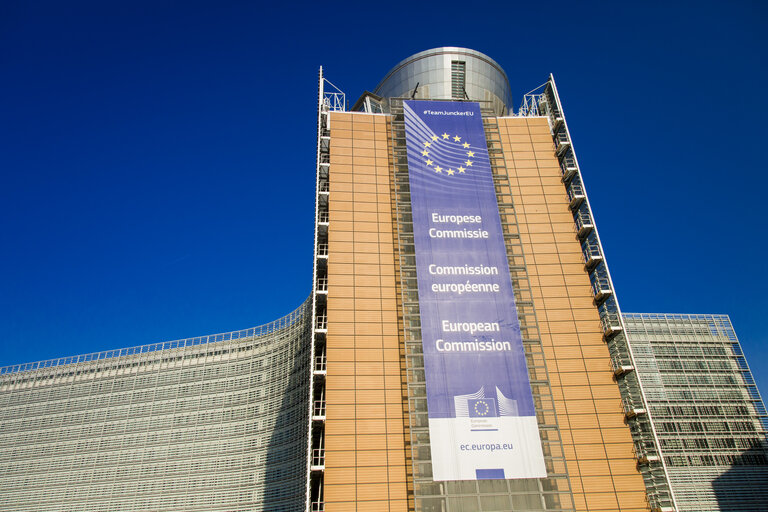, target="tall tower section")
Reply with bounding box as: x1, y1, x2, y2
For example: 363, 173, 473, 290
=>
313, 47, 670, 511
